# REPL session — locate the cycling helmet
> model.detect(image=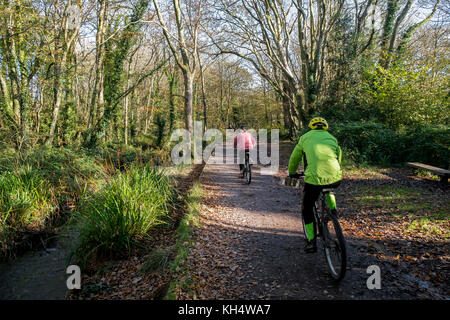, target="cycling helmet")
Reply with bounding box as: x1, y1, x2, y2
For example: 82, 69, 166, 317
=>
240, 125, 247, 130
308, 117, 328, 130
